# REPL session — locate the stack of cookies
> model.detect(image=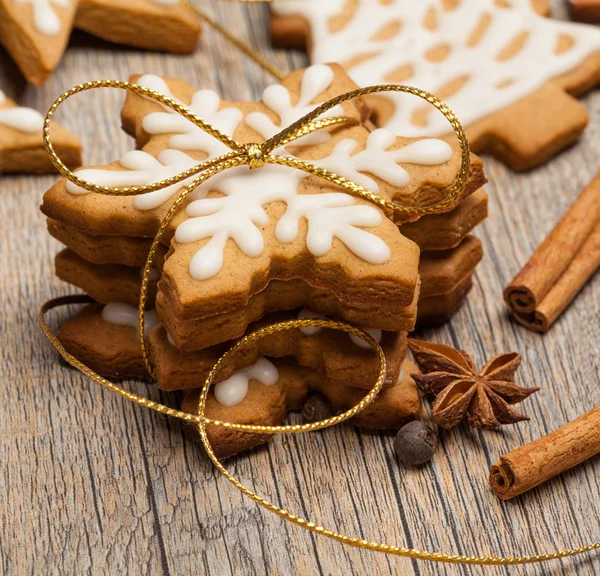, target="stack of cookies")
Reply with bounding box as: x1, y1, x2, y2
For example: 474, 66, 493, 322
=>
42, 64, 486, 457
